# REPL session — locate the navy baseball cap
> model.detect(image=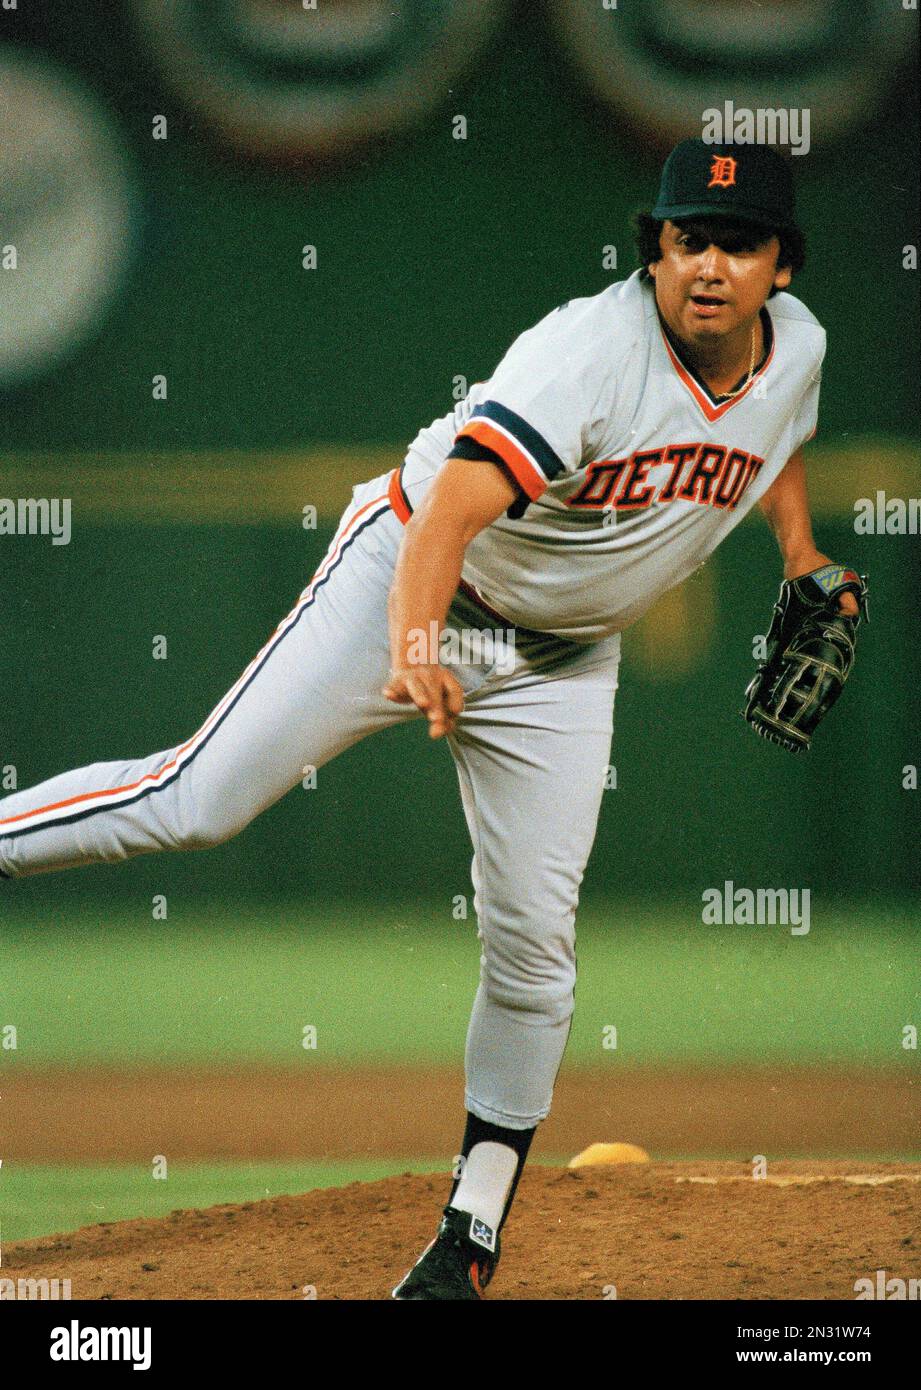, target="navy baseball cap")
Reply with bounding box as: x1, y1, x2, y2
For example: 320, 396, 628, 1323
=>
652, 139, 796, 232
